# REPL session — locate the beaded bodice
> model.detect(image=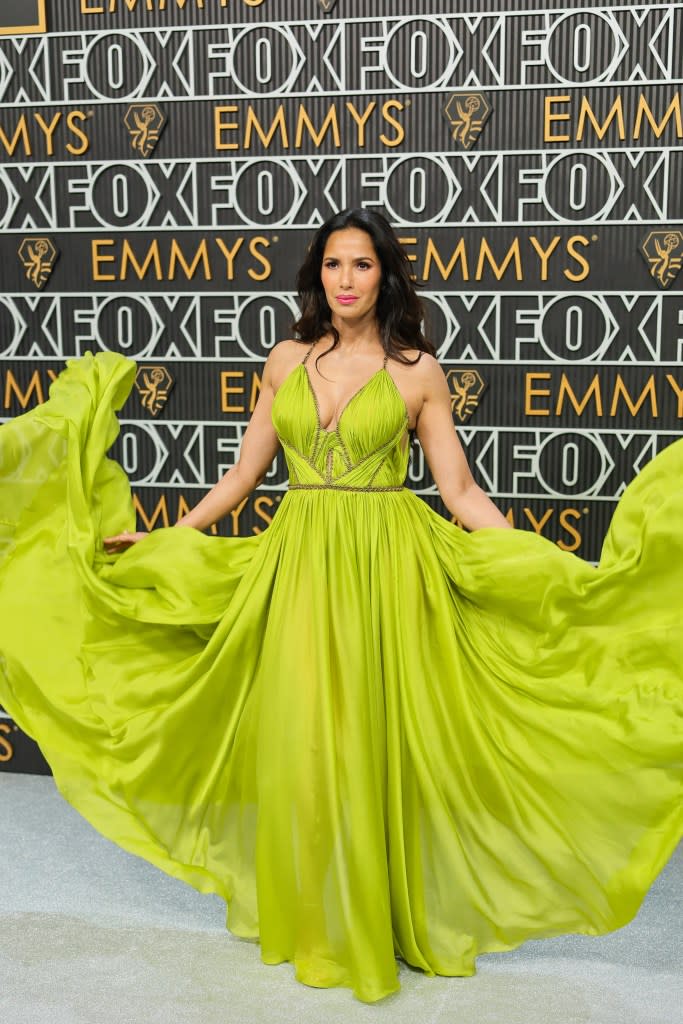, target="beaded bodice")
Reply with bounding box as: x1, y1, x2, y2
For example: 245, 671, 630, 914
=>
271, 347, 410, 491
